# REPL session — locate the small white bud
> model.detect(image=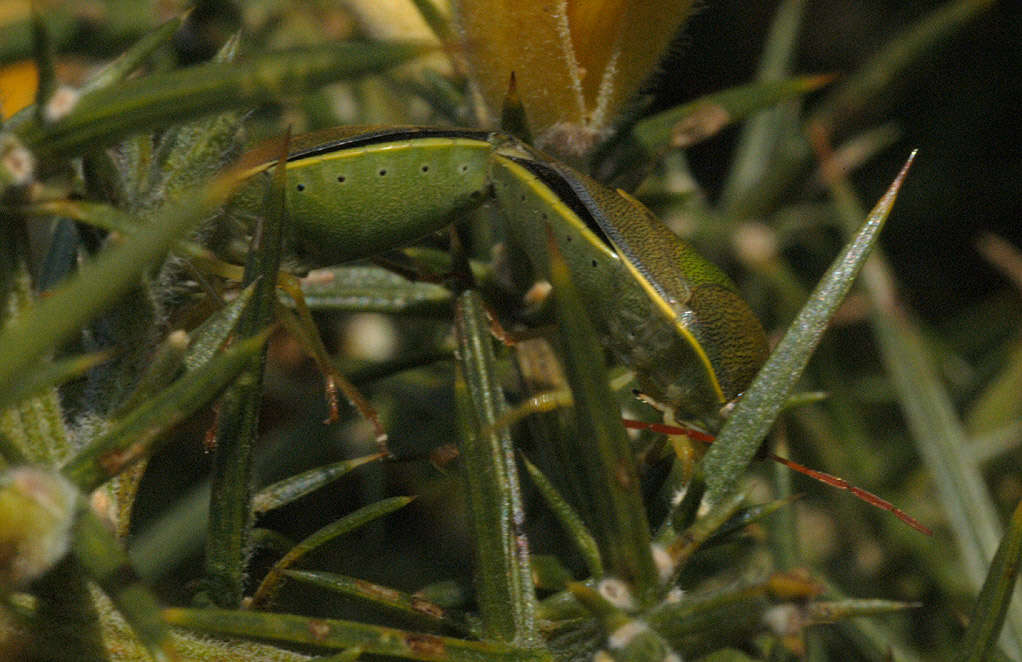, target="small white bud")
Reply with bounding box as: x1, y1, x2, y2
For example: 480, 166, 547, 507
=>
608, 620, 648, 649
167, 329, 190, 351
650, 542, 674, 584
43, 85, 80, 123
763, 604, 804, 637
0, 468, 78, 588
597, 577, 637, 611
732, 221, 778, 270
343, 313, 399, 361
523, 280, 552, 308
1, 135, 35, 187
